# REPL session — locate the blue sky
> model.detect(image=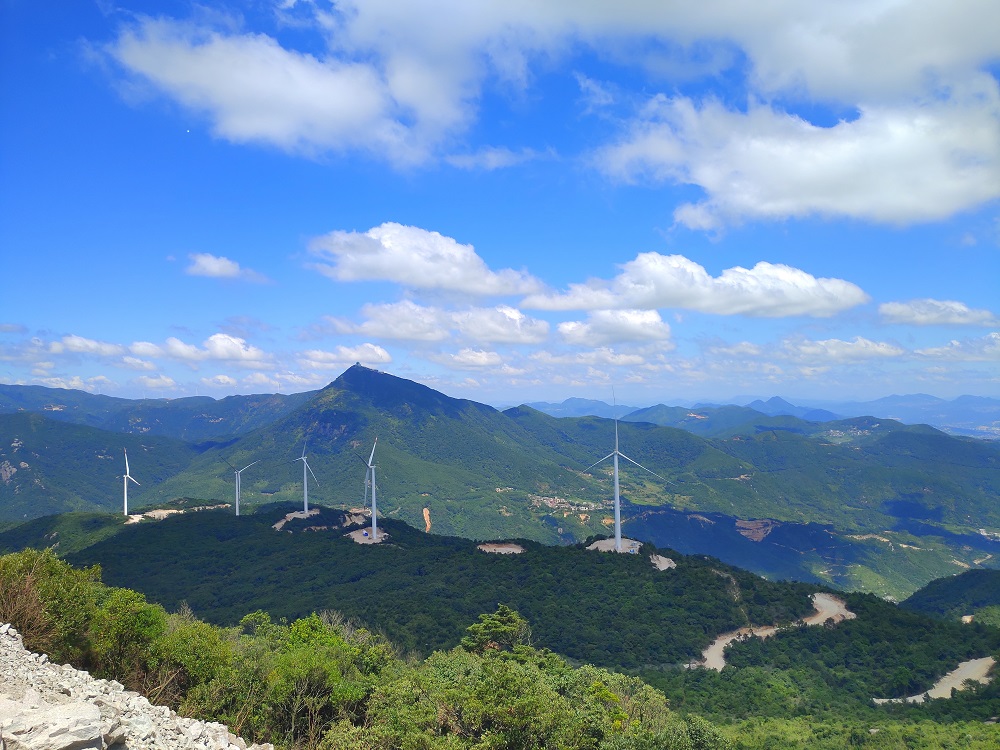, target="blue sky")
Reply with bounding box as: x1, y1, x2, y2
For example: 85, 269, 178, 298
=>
2, 0, 998, 406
